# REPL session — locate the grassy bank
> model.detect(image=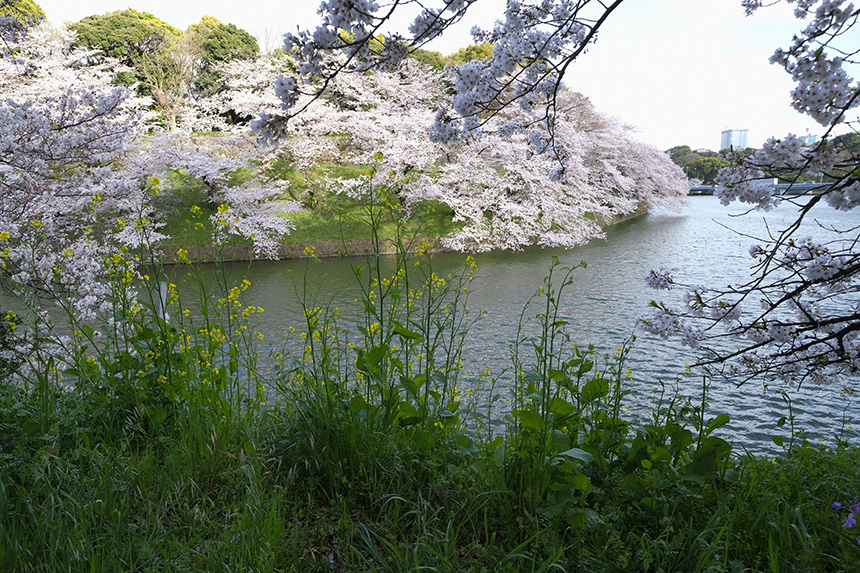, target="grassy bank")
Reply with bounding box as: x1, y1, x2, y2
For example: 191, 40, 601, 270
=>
2, 299, 859, 571
156, 158, 648, 263
157, 161, 463, 262
2, 171, 858, 572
